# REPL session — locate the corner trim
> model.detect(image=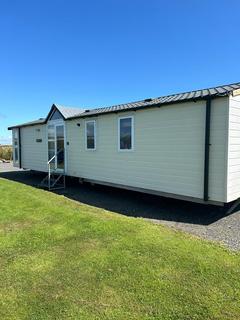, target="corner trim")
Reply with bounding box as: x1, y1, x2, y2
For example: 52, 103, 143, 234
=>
18, 127, 22, 168
203, 98, 211, 201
